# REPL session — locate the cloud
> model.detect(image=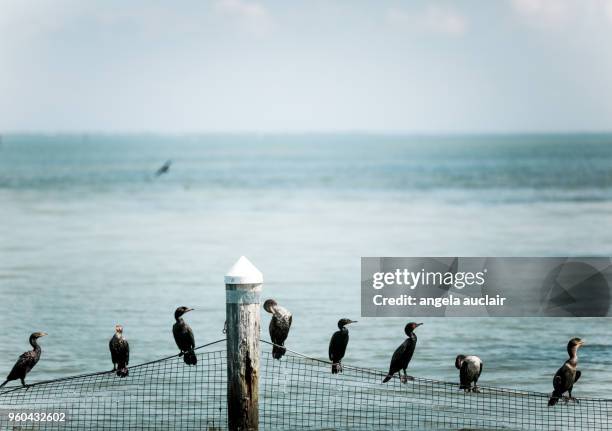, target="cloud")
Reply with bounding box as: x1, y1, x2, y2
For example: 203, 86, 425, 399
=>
214, 0, 273, 35
510, 0, 572, 27
386, 4, 468, 36
604, 0, 612, 23
510, 0, 612, 27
